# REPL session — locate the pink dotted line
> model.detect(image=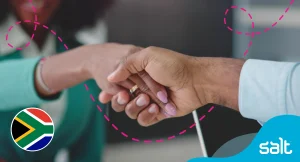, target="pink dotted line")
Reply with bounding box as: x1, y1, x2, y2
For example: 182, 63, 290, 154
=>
87, 86, 215, 143
224, 0, 295, 56
4, 0, 295, 144
4, 0, 215, 144
6, 21, 215, 144
5, 0, 38, 50
5, 21, 68, 50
